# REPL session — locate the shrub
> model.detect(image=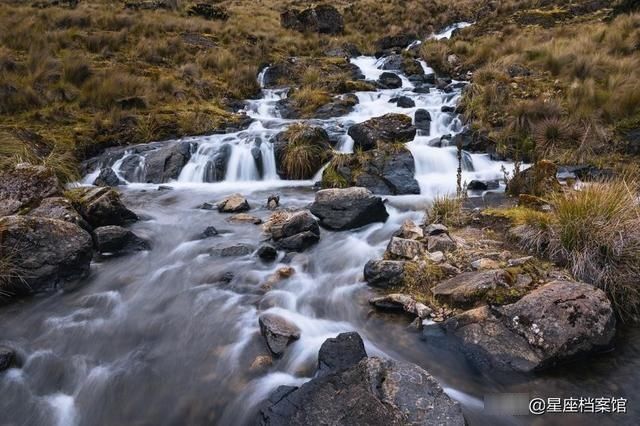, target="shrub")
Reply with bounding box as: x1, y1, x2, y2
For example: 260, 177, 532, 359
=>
510, 180, 640, 320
